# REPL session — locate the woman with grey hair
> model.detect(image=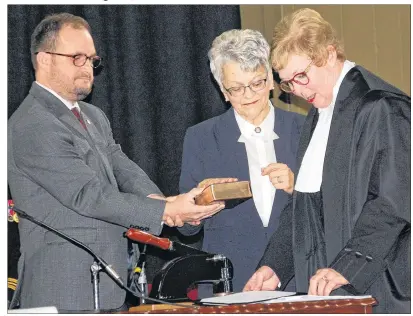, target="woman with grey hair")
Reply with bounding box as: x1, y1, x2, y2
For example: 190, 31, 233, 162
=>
178, 29, 305, 296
